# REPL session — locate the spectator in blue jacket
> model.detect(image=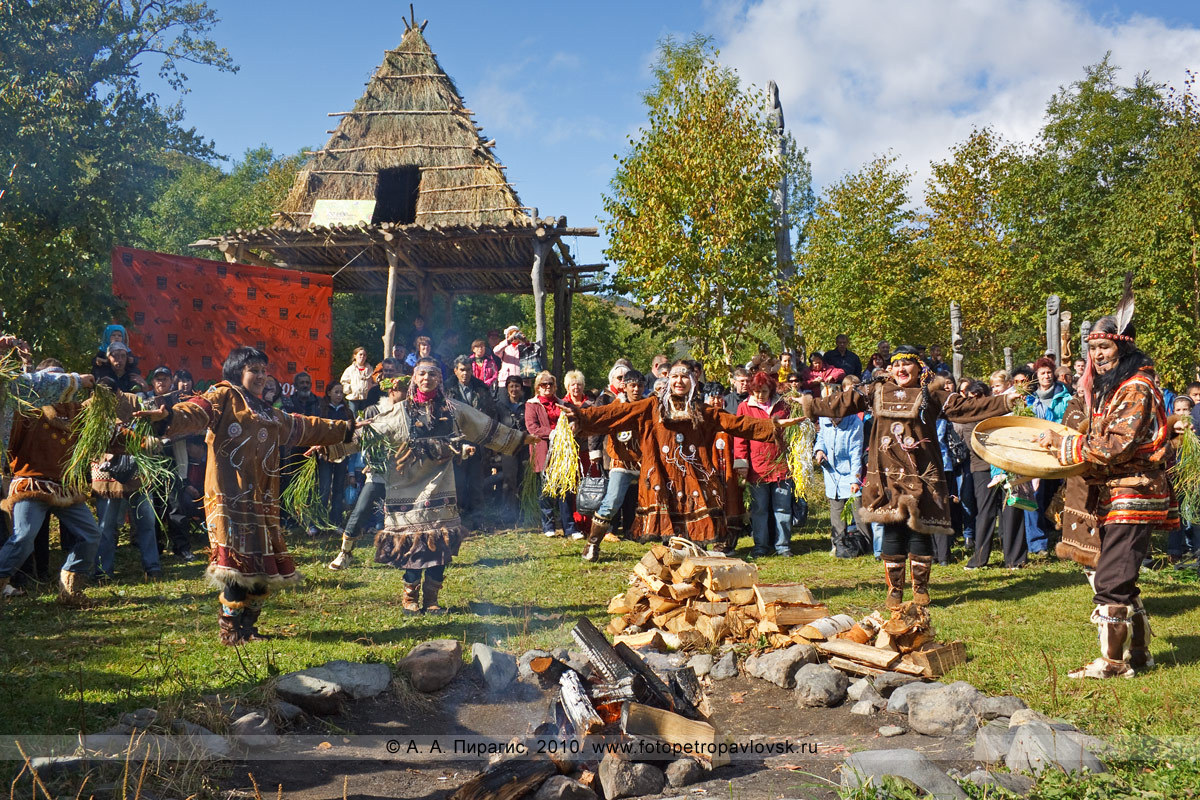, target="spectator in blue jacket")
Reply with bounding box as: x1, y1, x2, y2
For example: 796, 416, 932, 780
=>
813, 377, 866, 558
1024, 357, 1072, 556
